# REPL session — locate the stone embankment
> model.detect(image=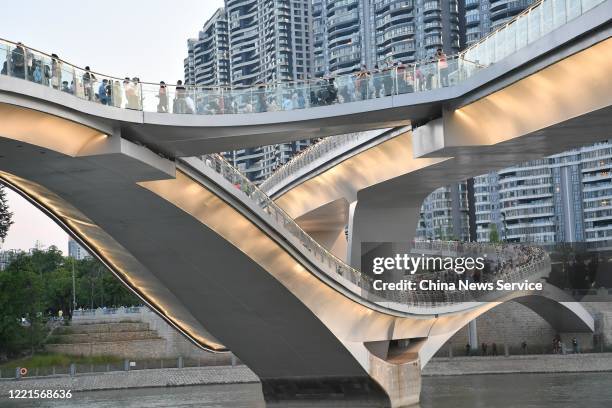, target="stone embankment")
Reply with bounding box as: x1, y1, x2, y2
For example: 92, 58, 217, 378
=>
424, 353, 612, 376
0, 366, 259, 394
